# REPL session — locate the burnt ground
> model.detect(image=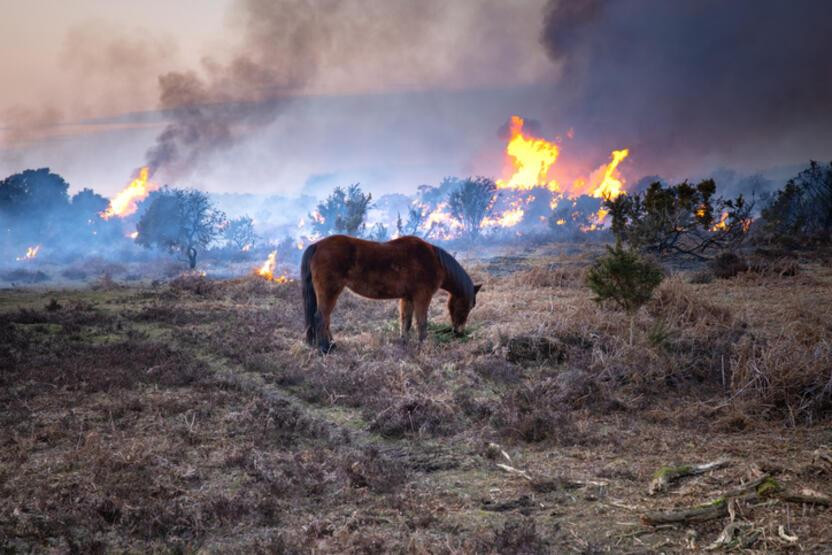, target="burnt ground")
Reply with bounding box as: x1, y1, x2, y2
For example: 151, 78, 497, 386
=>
1, 246, 831, 553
